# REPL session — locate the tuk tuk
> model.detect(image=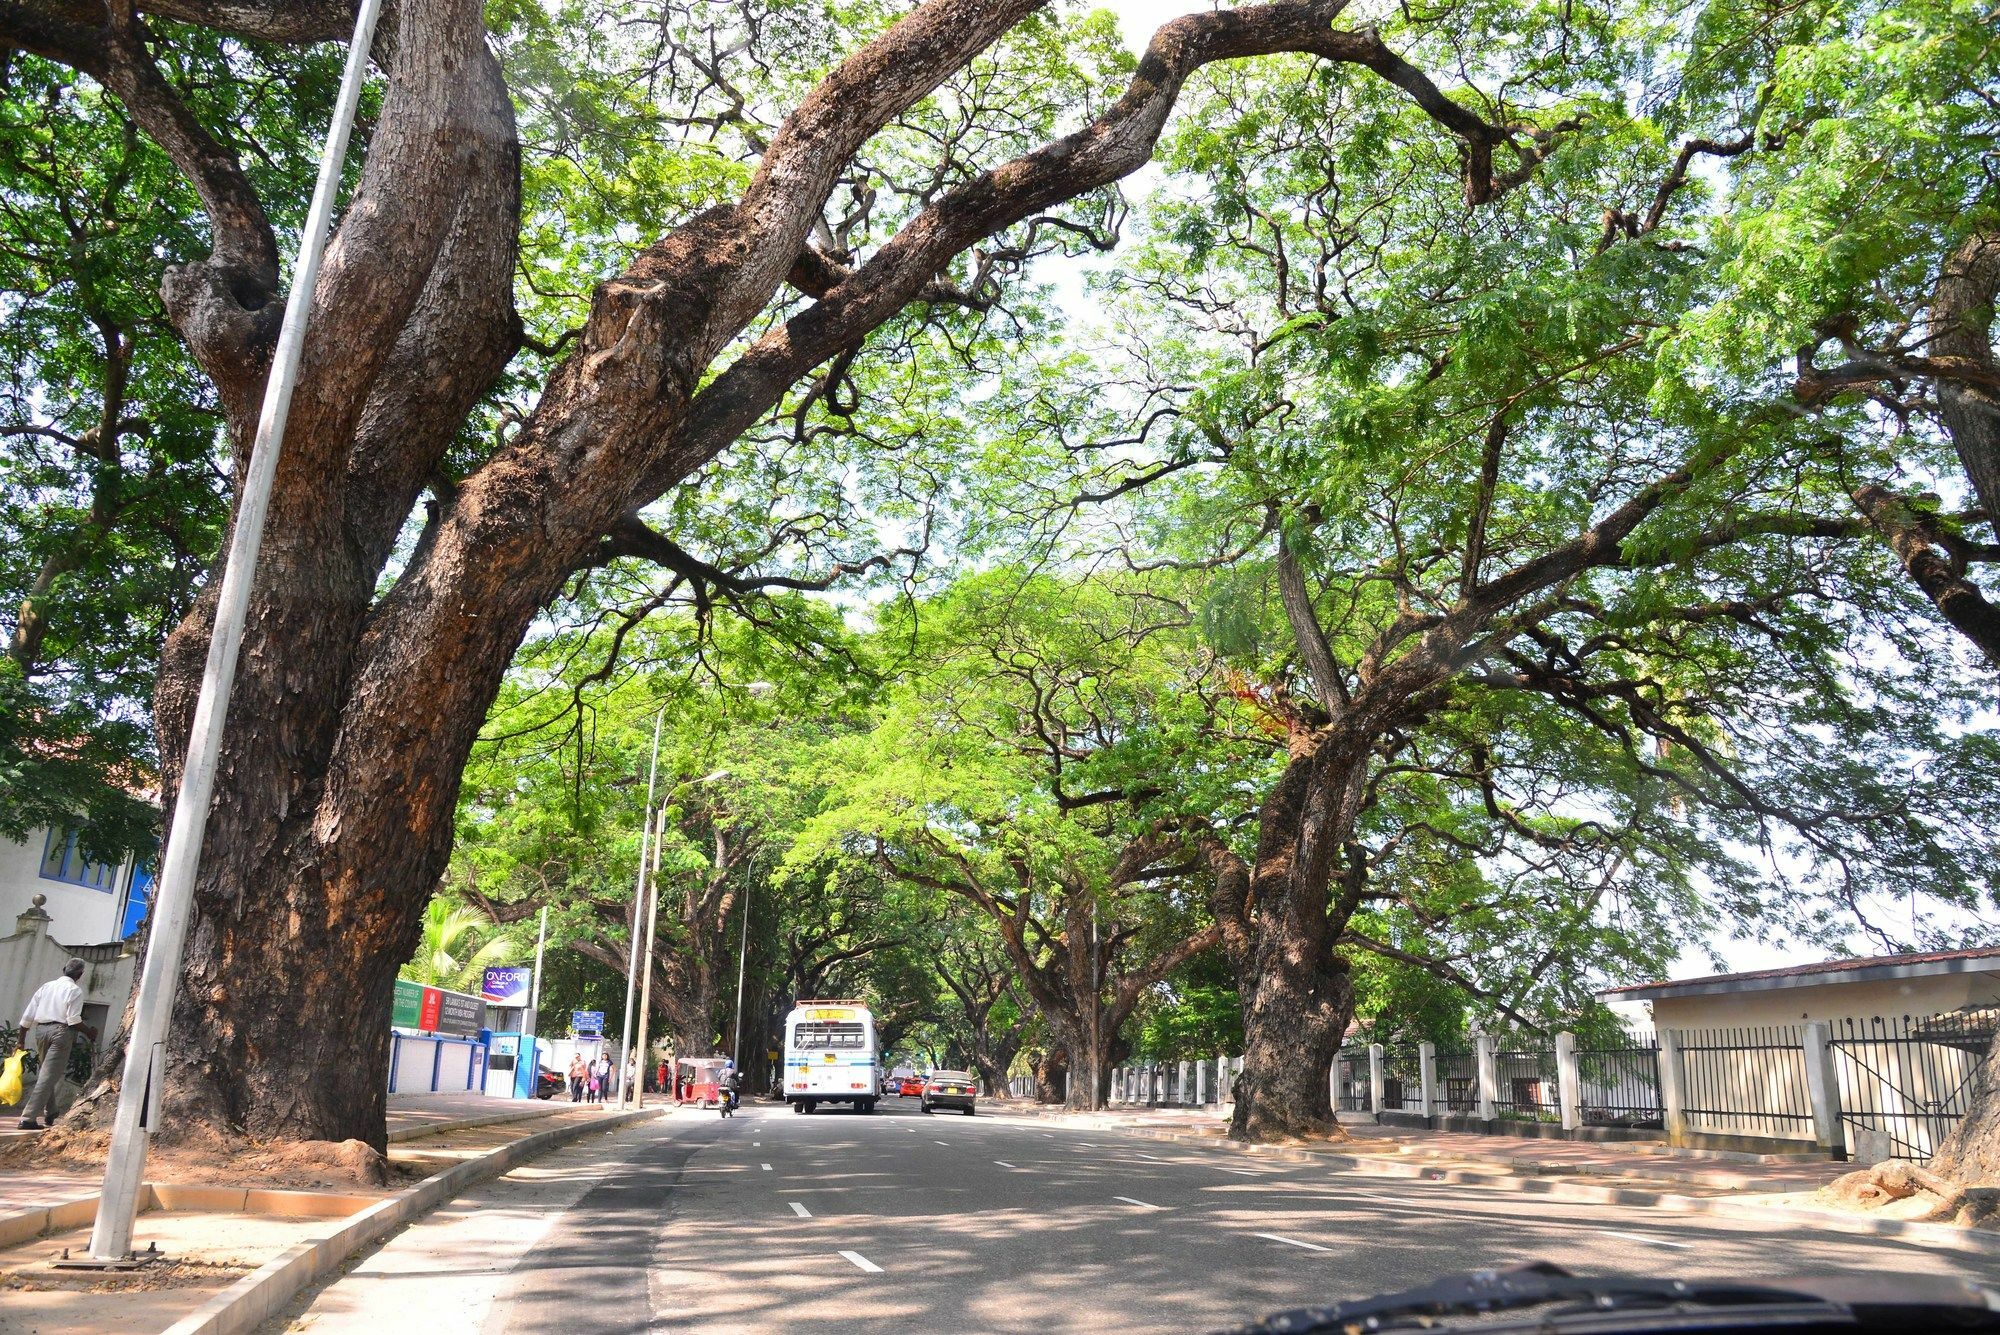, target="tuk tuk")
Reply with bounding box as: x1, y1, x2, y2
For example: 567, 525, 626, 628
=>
676, 1056, 733, 1107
